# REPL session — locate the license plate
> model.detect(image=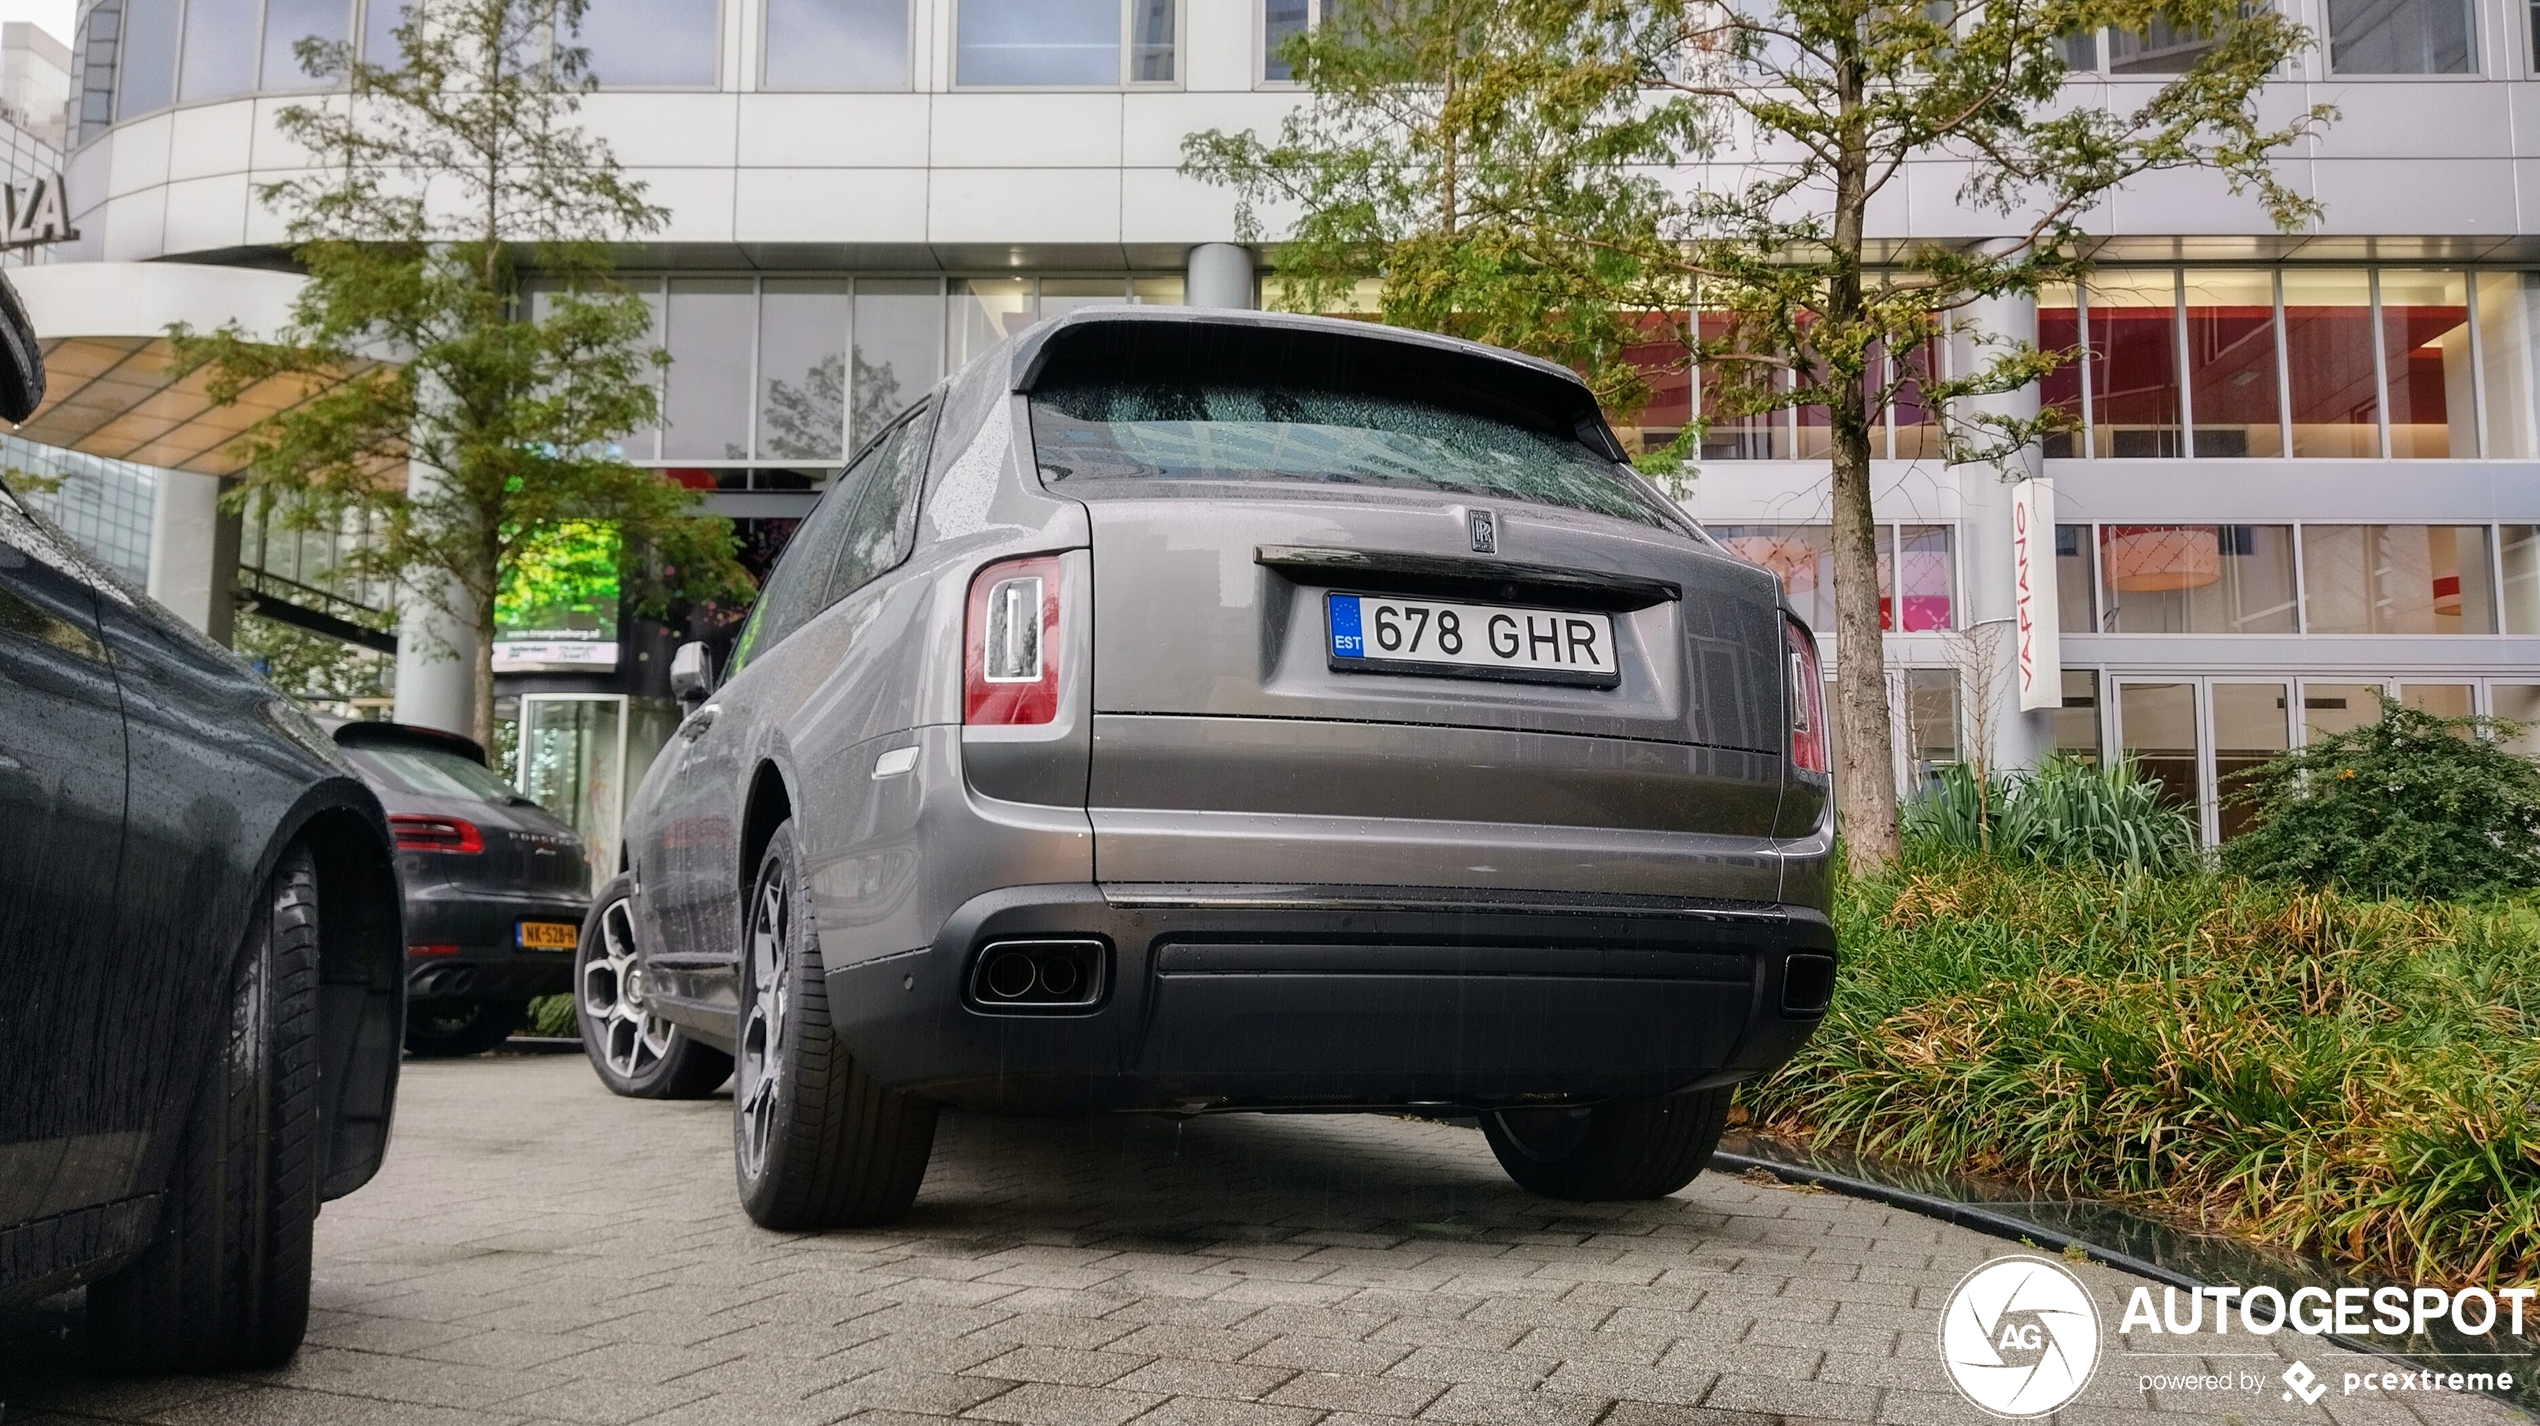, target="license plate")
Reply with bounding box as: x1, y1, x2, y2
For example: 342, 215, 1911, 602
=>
517, 921, 578, 951
1327, 593, 1619, 687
